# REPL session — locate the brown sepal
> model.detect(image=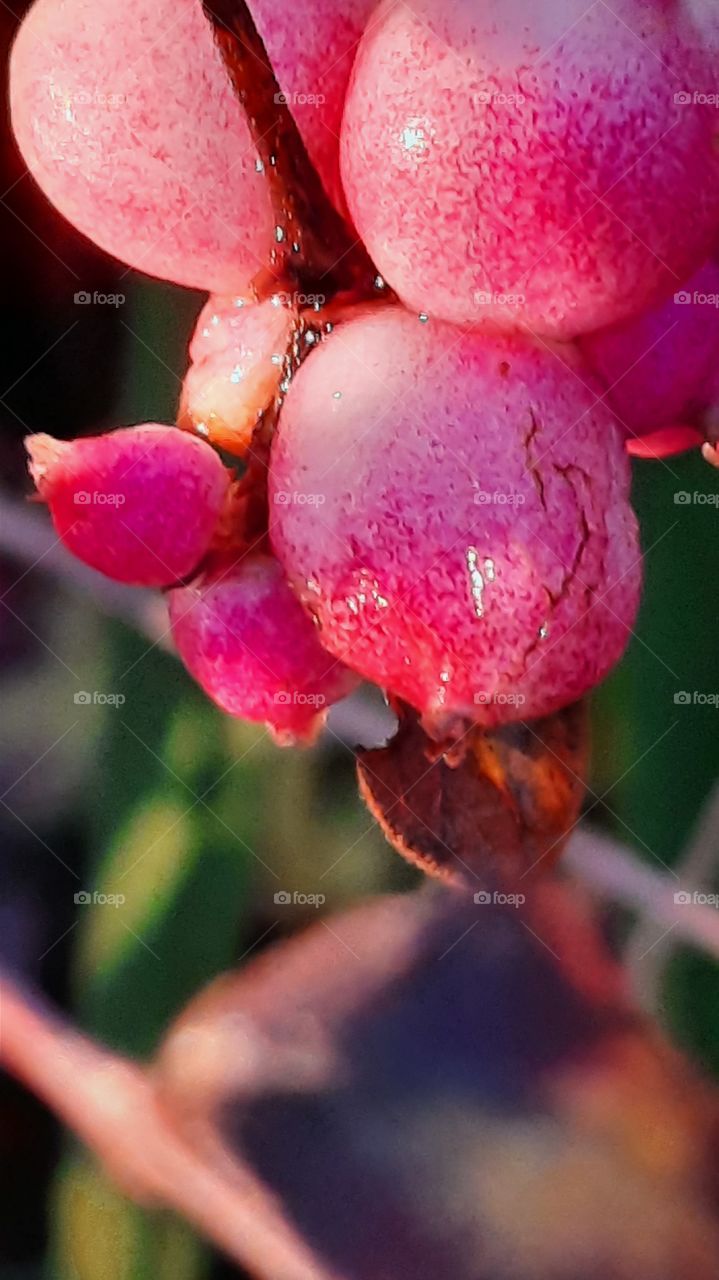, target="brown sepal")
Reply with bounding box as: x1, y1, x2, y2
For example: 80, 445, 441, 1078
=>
357, 701, 589, 890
